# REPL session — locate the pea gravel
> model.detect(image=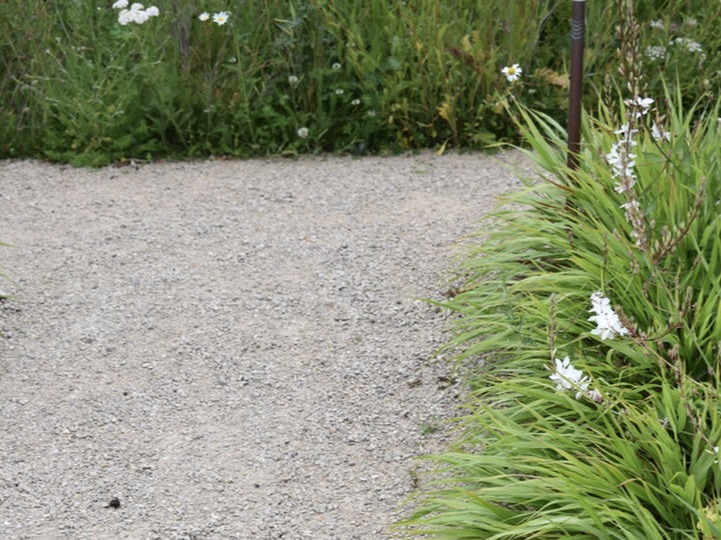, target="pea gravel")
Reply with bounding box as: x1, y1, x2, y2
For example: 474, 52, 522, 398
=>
0, 152, 523, 540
